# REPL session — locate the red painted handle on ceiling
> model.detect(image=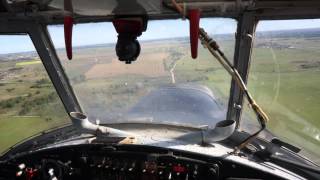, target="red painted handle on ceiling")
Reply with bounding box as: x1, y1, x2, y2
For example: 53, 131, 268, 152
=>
188, 9, 200, 59
64, 15, 73, 60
